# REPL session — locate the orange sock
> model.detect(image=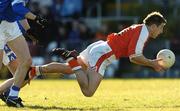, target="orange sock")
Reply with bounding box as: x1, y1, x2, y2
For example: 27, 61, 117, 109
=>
66, 57, 82, 71
28, 67, 37, 80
